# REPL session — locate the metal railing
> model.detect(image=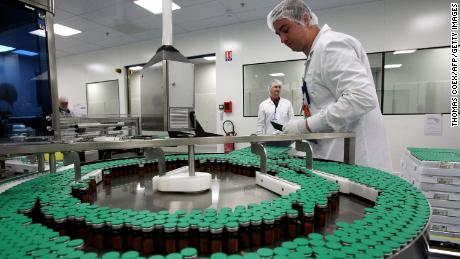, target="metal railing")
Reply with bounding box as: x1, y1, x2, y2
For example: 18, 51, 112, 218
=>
0, 133, 355, 181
